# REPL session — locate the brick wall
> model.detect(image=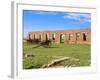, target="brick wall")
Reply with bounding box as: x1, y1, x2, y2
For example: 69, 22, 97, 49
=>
27, 29, 91, 44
